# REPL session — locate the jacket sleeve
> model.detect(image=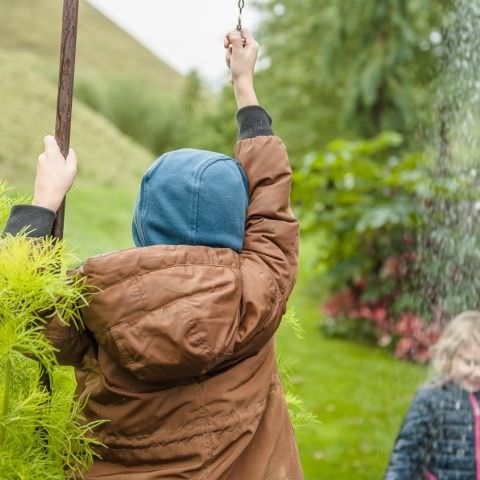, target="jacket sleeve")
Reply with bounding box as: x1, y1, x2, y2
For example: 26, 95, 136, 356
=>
231, 108, 299, 361
43, 301, 96, 367
3, 204, 56, 237
2, 205, 96, 368
385, 389, 433, 479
